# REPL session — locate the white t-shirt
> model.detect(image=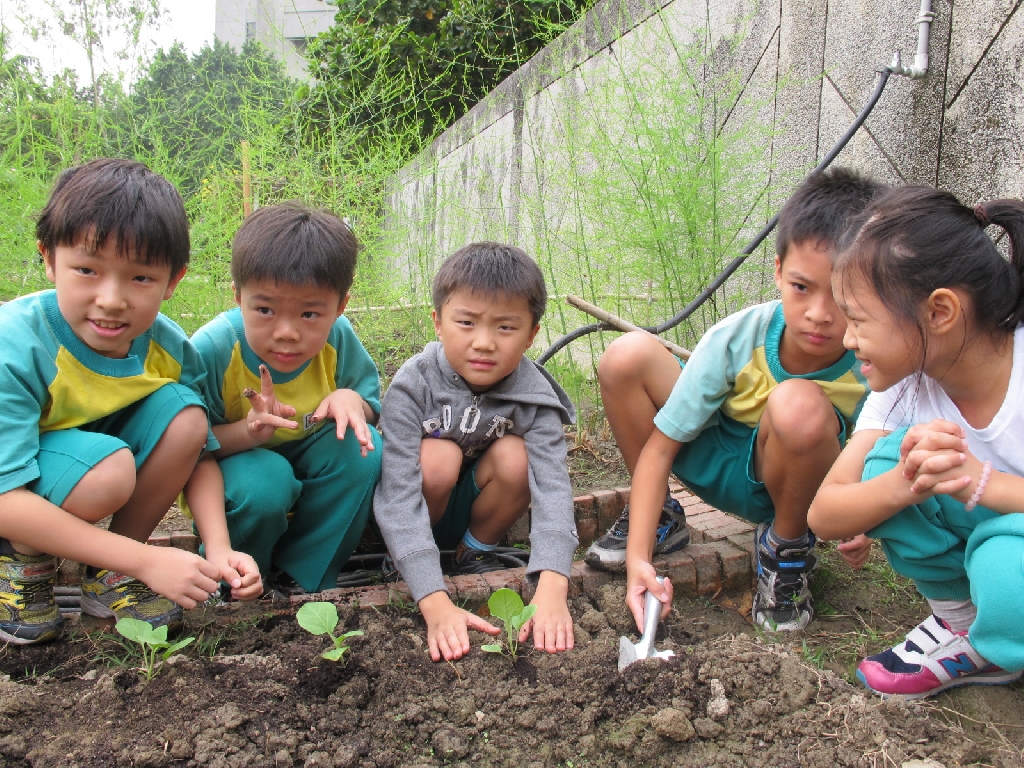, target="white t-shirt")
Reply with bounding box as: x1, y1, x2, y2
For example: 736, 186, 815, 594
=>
855, 324, 1024, 476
